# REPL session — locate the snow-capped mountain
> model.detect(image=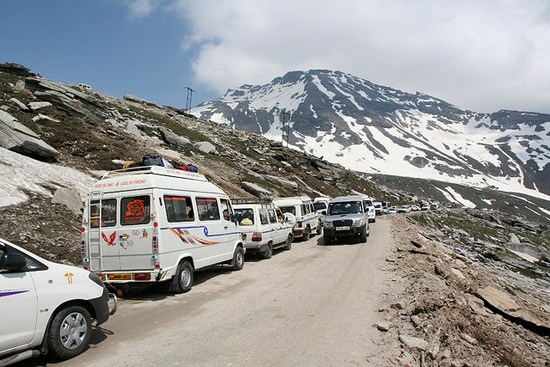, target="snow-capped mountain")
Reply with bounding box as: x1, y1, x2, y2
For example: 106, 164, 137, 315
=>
192, 70, 550, 199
